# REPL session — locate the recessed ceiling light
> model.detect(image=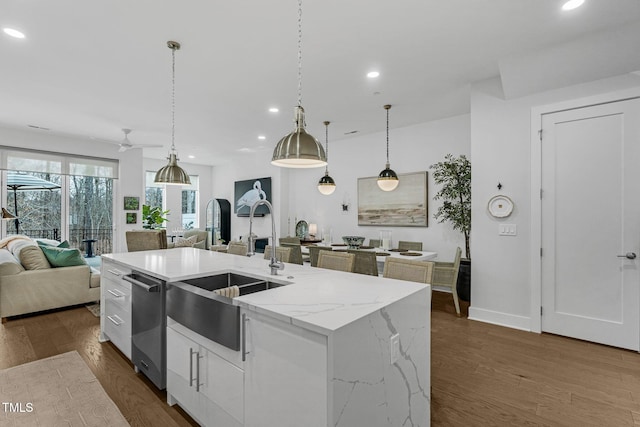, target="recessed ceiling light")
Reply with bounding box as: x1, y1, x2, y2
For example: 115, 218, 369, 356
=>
367, 71, 380, 78
268, 107, 279, 113
188, 155, 195, 159
562, 0, 584, 11
3, 28, 25, 39
258, 135, 266, 140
